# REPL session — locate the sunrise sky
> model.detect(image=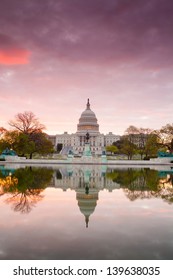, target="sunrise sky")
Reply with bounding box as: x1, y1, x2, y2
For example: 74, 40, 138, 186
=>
0, 0, 173, 135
